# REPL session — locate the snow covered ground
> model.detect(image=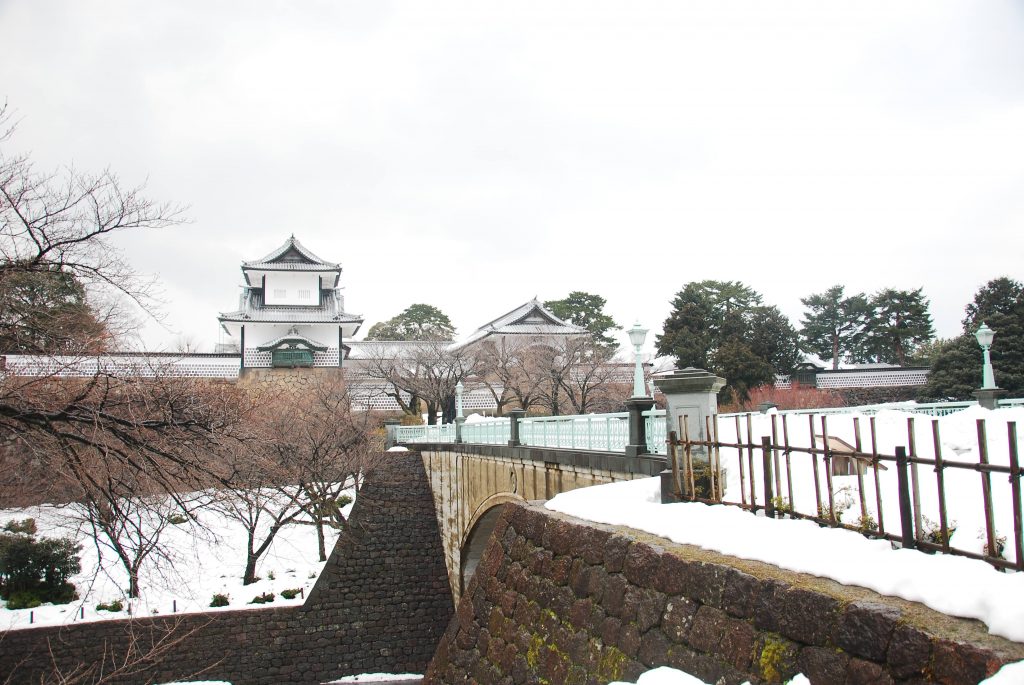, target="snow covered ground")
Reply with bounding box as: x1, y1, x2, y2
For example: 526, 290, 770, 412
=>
548, 409, 1024, 642
612, 662, 1024, 685
0, 489, 352, 630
